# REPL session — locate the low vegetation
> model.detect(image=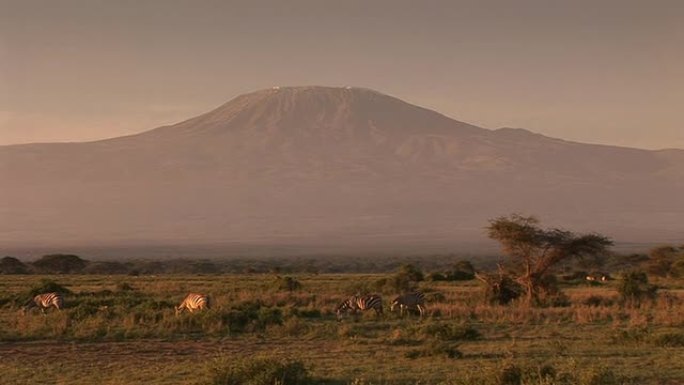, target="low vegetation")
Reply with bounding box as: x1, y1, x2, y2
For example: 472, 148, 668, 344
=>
1, 267, 683, 384
3, 229, 684, 384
